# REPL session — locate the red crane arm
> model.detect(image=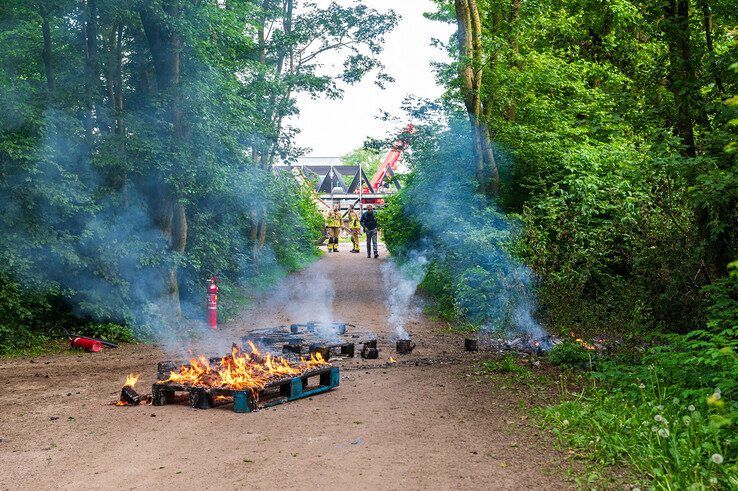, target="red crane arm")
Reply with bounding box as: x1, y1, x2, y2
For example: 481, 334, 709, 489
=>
368, 124, 415, 192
